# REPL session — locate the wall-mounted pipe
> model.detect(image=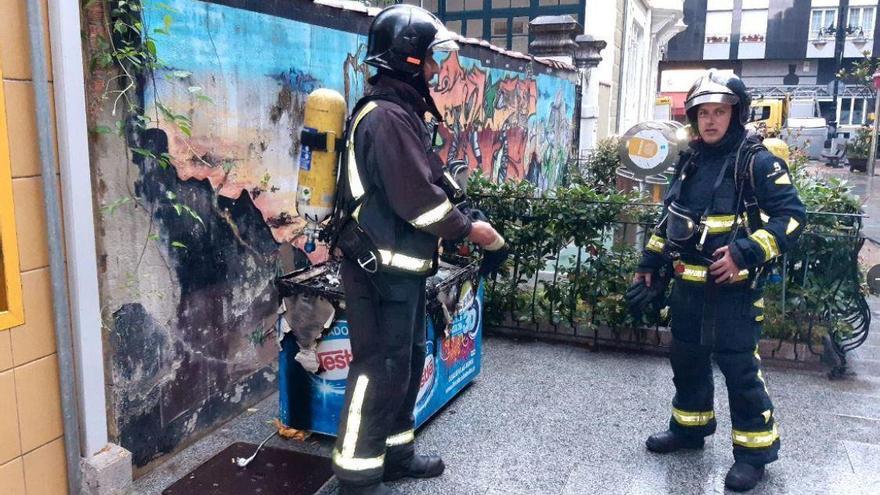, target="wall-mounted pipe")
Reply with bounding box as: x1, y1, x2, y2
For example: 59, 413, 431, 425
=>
25, 1, 82, 493
47, 0, 110, 458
